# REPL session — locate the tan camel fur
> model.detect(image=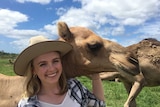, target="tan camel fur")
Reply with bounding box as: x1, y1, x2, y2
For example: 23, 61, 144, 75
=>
0, 74, 25, 107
